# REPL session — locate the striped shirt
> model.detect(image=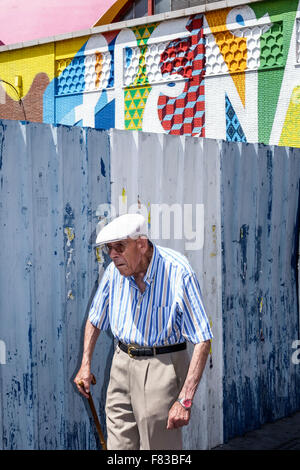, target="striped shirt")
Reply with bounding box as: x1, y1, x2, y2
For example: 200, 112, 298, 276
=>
89, 243, 213, 346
